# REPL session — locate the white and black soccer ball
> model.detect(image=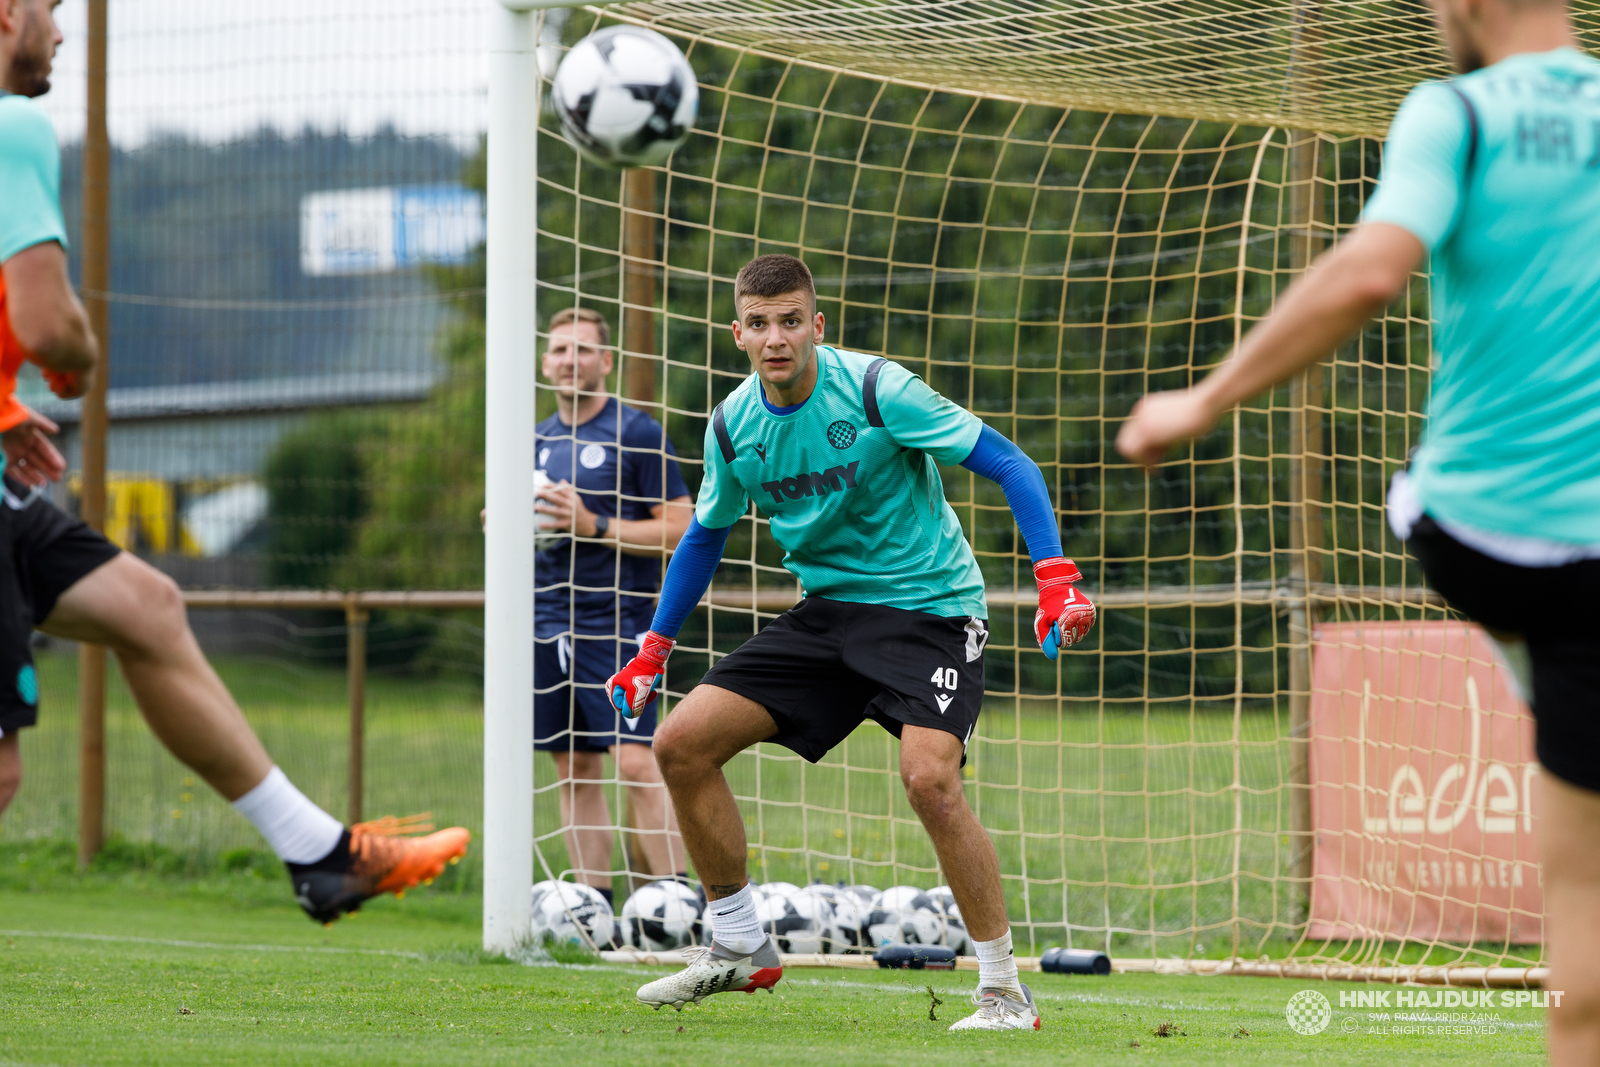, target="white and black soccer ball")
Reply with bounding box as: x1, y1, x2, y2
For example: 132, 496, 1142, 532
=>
551, 26, 698, 169
926, 885, 971, 954
620, 879, 703, 951
823, 893, 869, 953
531, 881, 616, 950
865, 885, 943, 948
531, 879, 560, 914
841, 884, 880, 908
756, 888, 831, 954
760, 881, 801, 899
